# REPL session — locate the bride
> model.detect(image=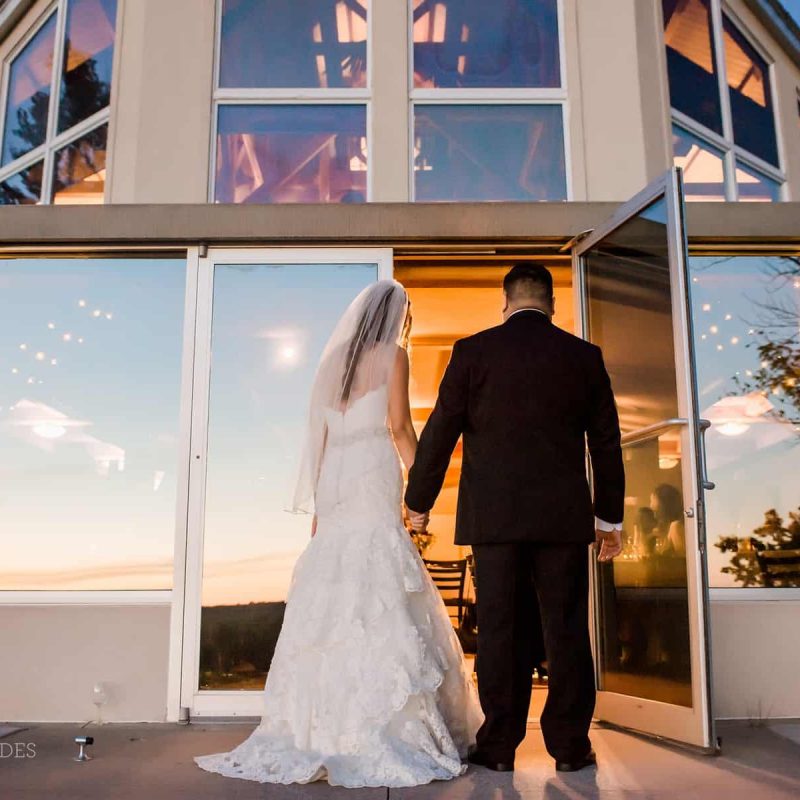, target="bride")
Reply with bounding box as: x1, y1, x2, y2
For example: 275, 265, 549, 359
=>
194, 278, 484, 787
